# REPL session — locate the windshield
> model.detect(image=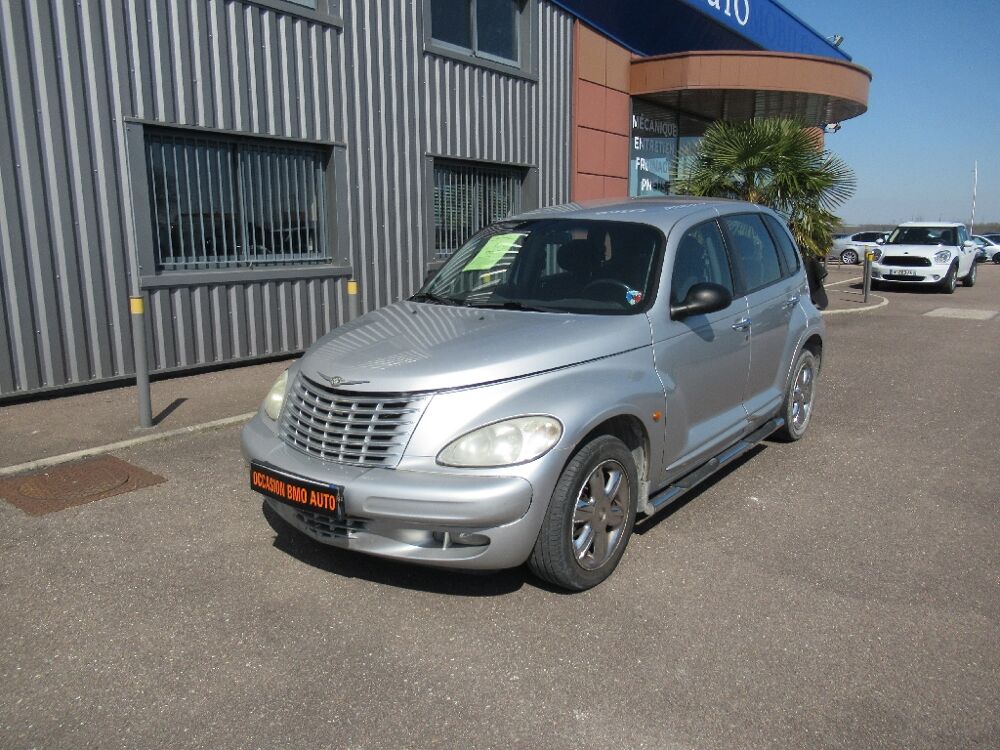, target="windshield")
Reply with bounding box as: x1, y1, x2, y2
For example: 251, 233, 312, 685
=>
415, 219, 663, 315
887, 226, 958, 245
